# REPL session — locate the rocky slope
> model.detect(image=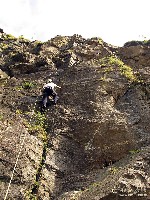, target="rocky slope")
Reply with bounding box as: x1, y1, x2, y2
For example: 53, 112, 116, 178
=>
0, 30, 150, 200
